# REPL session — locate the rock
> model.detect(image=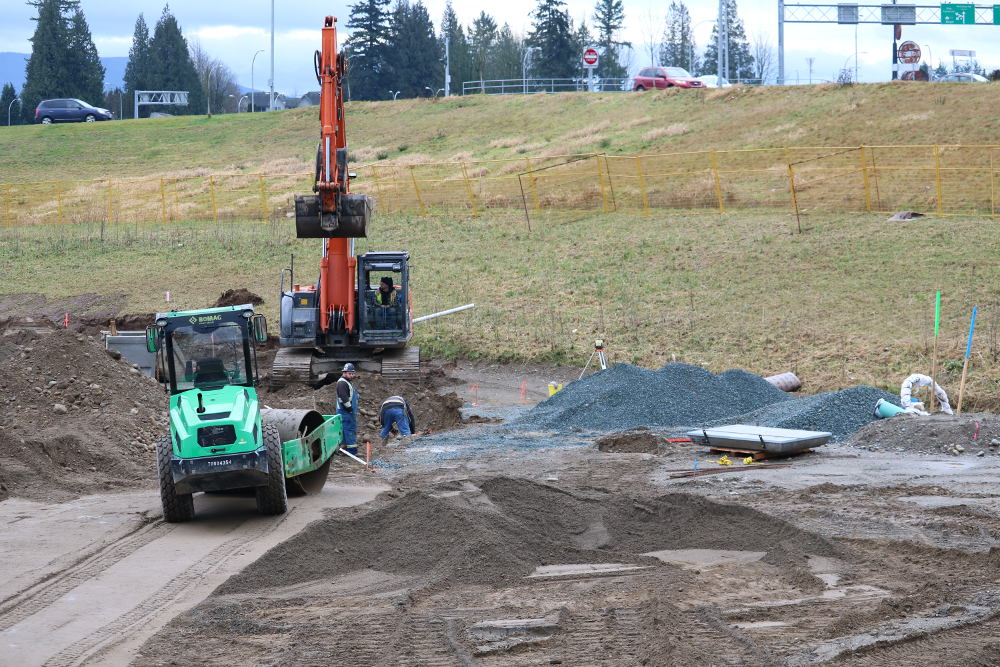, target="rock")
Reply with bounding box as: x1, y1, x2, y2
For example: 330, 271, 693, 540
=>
130, 408, 139, 415
53, 403, 68, 414
977, 450, 985, 457
991, 439, 1000, 446
106, 348, 122, 360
